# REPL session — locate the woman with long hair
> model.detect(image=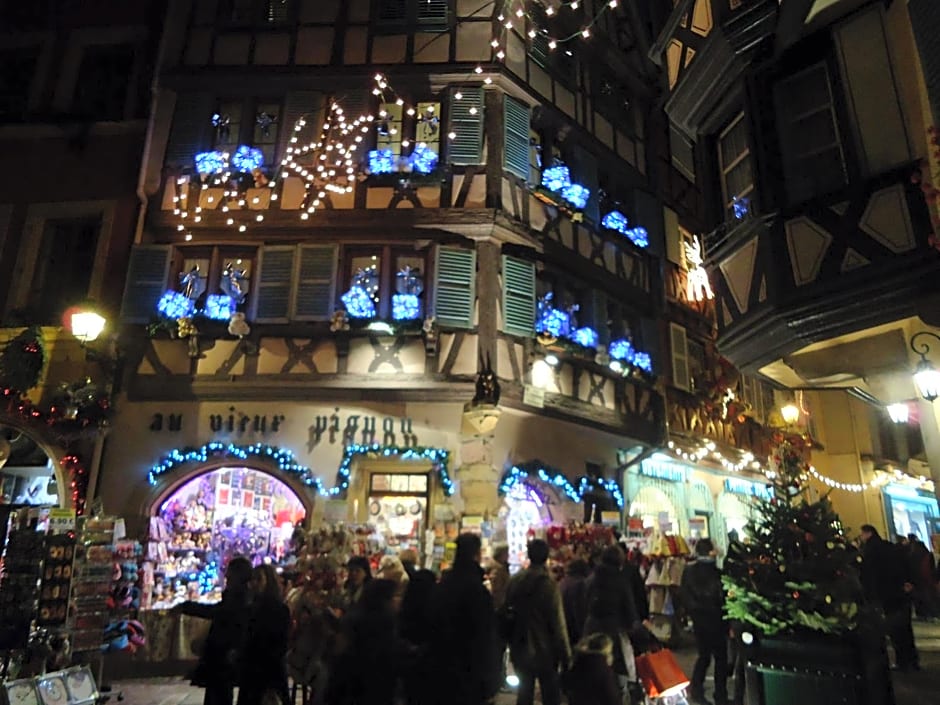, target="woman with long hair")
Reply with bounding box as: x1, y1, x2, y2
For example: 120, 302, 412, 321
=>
238, 564, 291, 705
